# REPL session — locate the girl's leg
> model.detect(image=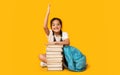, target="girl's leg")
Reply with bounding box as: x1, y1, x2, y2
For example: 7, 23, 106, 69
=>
39, 54, 47, 63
